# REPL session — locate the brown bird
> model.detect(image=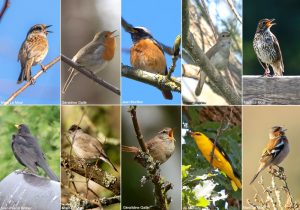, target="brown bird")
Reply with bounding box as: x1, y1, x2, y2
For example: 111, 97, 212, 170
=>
122, 127, 175, 164
253, 19, 284, 77
250, 126, 289, 184
67, 125, 118, 172
195, 32, 231, 96
62, 30, 117, 94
